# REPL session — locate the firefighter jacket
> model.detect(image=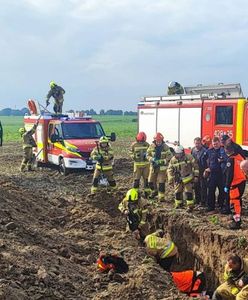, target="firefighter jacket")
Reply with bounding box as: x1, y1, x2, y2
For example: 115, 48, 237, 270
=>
22, 124, 37, 149
223, 258, 248, 285
90, 145, 114, 171
167, 154, 199, 184
130, 141, 149, 167
225, 153, 246, 188
230, 141, 246, 159
144, 231, 178, 259
147, 142, 173, 171
47, 85, 65, 102
118, 197, 149, 231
